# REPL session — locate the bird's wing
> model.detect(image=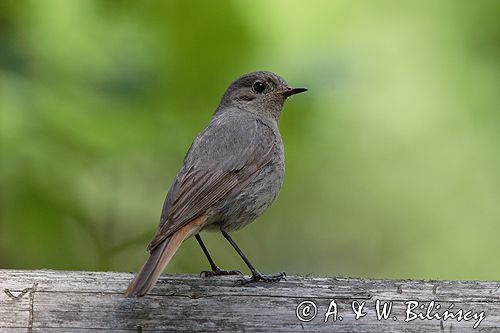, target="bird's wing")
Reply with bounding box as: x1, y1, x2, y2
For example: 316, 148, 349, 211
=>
147, 112, 276, 251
